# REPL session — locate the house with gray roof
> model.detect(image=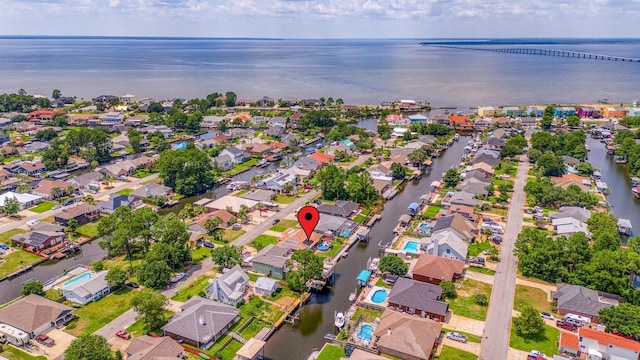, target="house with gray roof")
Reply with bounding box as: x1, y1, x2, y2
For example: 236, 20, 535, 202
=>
256, 172, 296, 192
316, 200, 359, 218
449, 191, 483, 208
549, 206, 592, 223
162, 296, 240, 349
293, 157, 322, 172
206, 265, 249, 306
0, 294, 74, 341
68, 171, 103, 190
125, 335, 183, 360
239, 189, 275, 203
220, 146, 249, 164
131, 183, 172, 200
254, 277, 279, 297
62, 270, 111, 305
11, 230, 65, 254
266, 126, 284, 138
250, 245, 292, 279
552, 284, 615, 323
213, 154, 233, 171
471, 153, 500, 167
420, 230, 468, 261
281, 133, 301, 146
458, 178, 490, 197
97, 194, 134, 214
387, 277, 449, 322
432, 214, 477, 241
268, 116, 287, 128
